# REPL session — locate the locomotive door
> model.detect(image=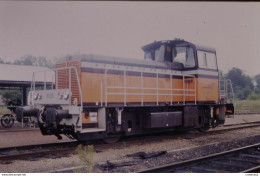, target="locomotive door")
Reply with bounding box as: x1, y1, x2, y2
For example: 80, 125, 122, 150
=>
196, 50, 219, 102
